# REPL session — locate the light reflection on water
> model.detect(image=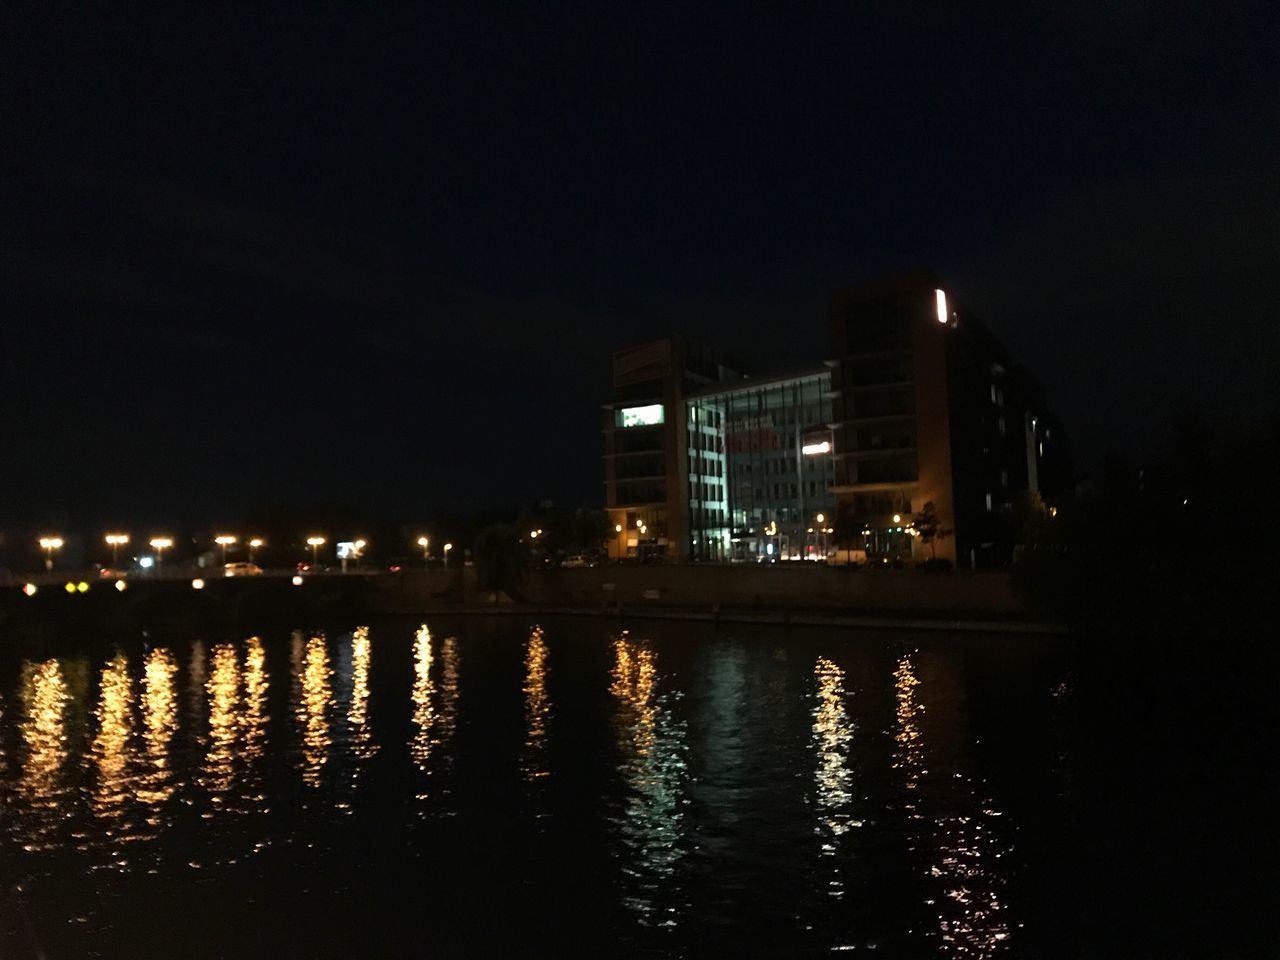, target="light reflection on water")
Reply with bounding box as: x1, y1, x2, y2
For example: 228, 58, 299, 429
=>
812, 655, 860, 900
0, 621, 1047, 957
609, 632, 689, 929
18, 659, 72, 850
894, 654, 1011, 958
410, 623, 460, 802
521, 624, 550, 783
297, 634, 334, 788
